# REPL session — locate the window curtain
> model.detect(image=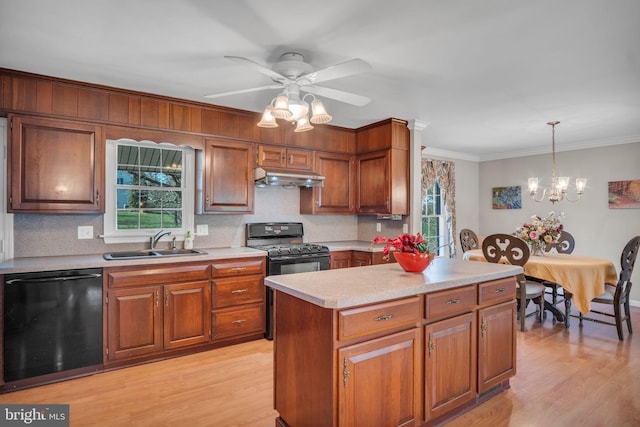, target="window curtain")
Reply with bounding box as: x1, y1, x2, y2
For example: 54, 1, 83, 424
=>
421, 159, 456, 257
